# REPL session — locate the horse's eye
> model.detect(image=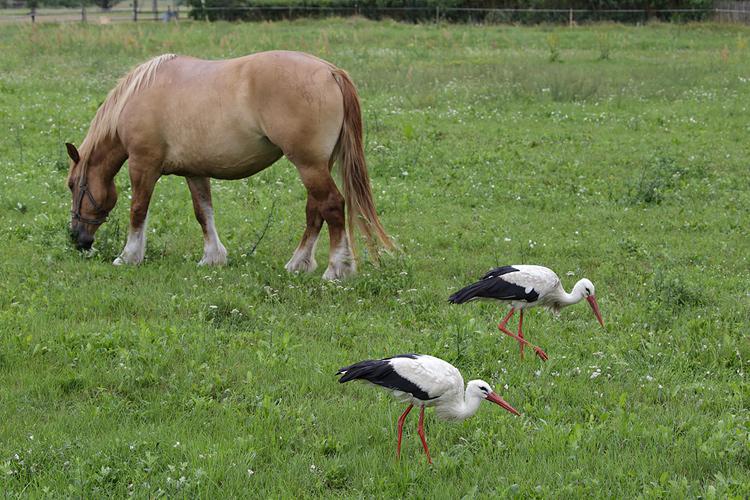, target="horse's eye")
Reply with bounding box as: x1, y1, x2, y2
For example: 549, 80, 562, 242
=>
67, 179, 74, 191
